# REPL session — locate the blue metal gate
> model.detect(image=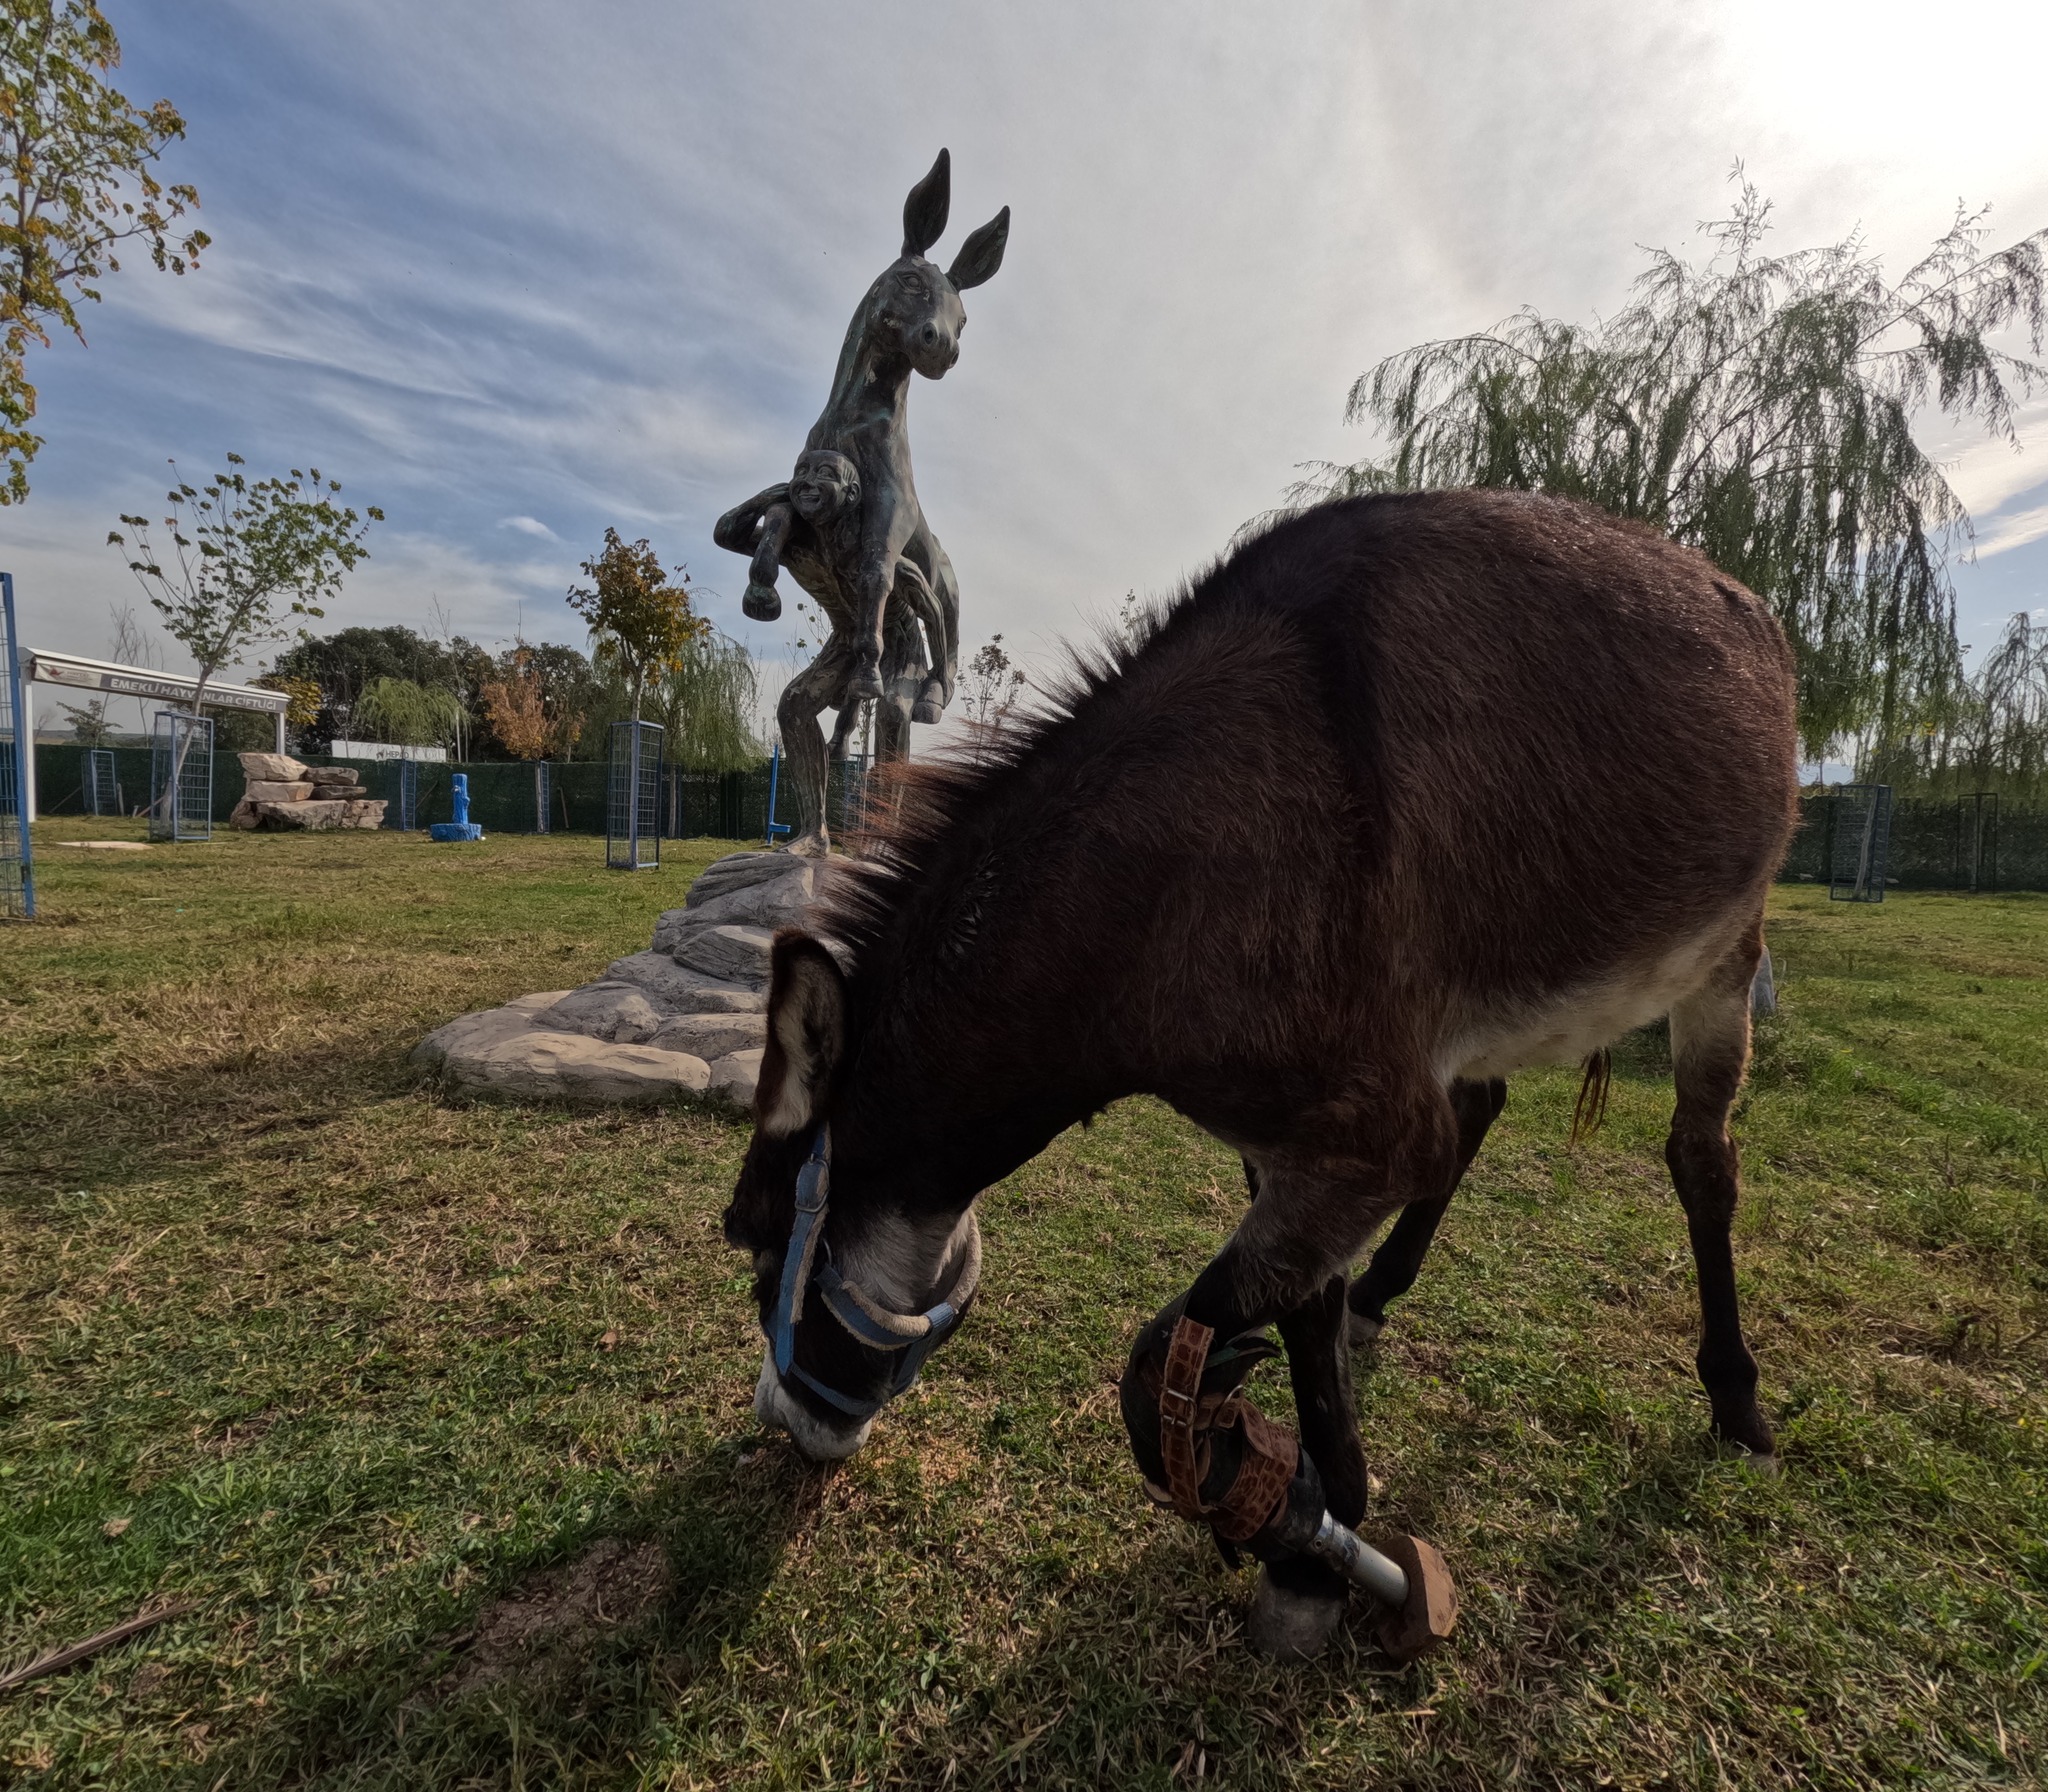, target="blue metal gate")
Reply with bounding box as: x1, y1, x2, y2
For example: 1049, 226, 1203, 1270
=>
0, 572, 33, 917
